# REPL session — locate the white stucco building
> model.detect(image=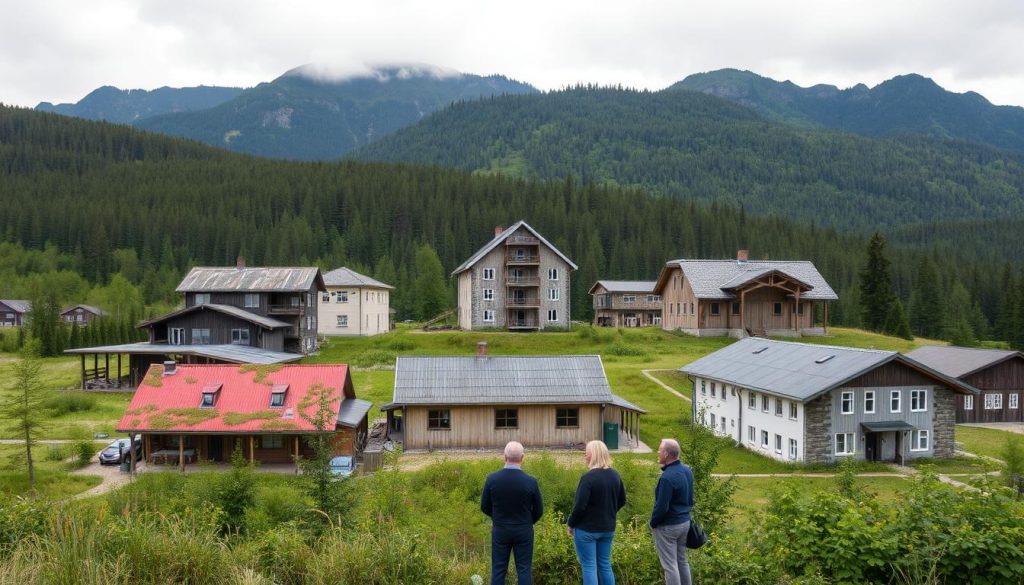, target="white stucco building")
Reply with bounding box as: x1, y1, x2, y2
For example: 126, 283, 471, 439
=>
318, 267, 393, 337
